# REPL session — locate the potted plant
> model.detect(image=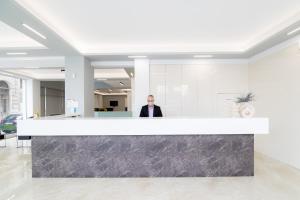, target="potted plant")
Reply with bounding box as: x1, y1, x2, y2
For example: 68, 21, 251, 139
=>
236, 93, 255, 118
